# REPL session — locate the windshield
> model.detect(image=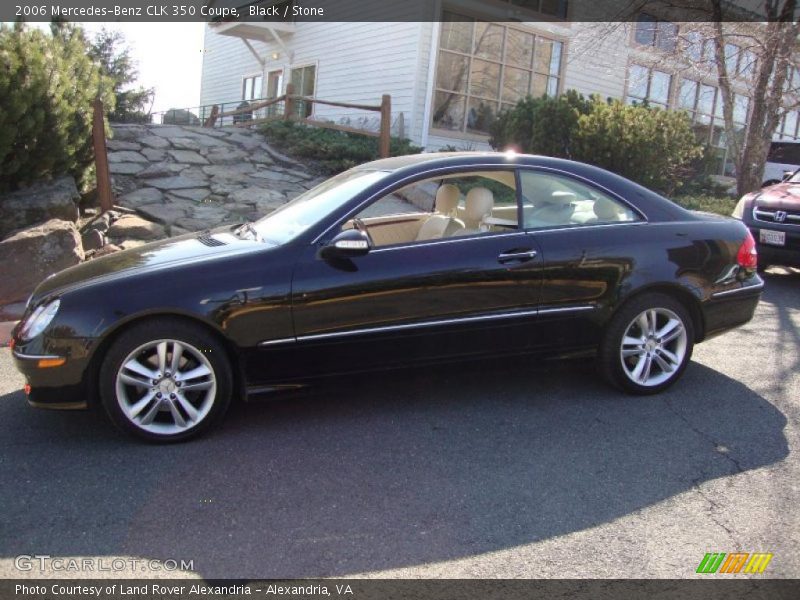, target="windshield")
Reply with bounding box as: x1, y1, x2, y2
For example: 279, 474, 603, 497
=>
252, 169, 389, 244
788, 169, 800, 183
